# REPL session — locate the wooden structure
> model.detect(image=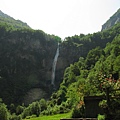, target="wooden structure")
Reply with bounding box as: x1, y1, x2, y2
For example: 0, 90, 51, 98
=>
84, 96, 104, 118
